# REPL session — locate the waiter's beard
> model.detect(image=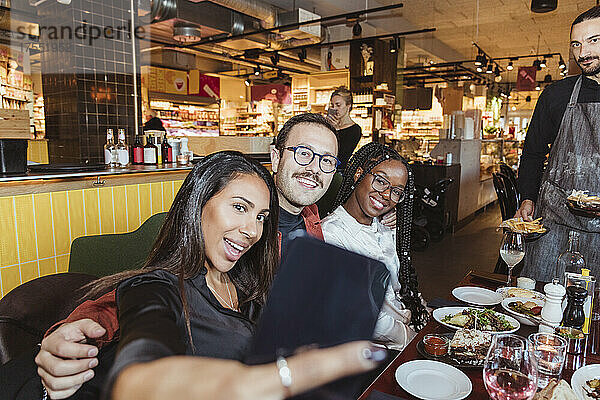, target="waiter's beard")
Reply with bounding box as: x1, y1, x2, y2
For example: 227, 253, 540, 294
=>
576, 56, 600, 76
